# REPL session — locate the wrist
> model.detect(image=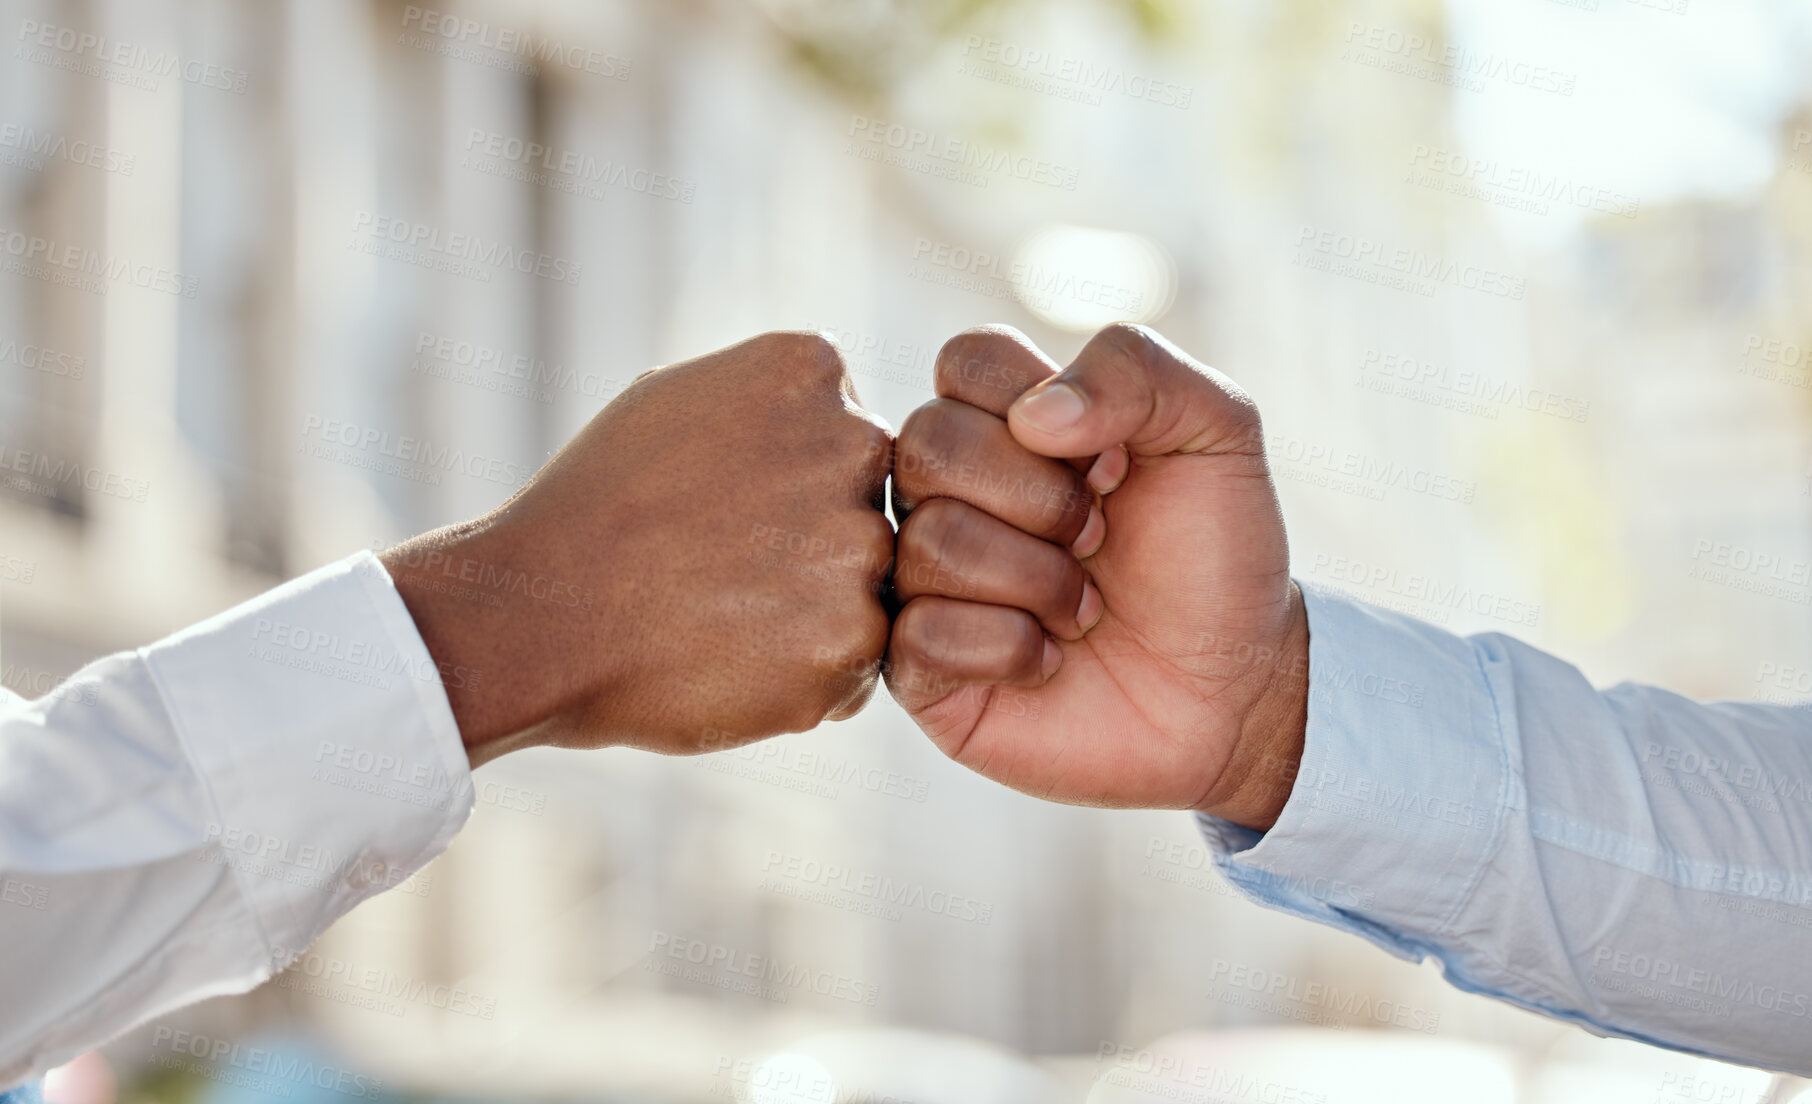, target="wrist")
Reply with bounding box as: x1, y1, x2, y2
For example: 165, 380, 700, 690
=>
1194, 583, 1310, 831
379, 524, 572, 768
